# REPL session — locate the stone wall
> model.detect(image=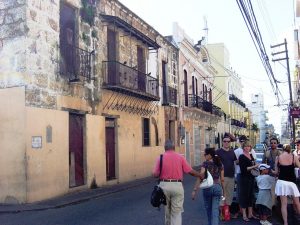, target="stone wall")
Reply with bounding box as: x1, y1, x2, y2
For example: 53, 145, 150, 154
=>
0, 0, 166, 112
0, 0, 27, 88
25, 0, 98, 110
25, 0, 60, 108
